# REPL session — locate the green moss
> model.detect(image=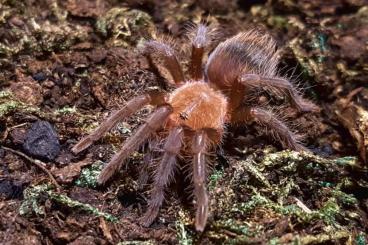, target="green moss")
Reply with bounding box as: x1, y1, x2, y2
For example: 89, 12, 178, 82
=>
96, 7, 154, 46
267, 15, 289, 29
0, 11, 89, 57
19, 184, 117, 222
239, 159, 271, 188
209, 146, 361, 243
174, 208, 193, 245
75, 161, 103, 188
293, 230, 350, 244
356, 233, 367, 245
48, 191, 118, 222
310, 33, 329, 63
213, 219, 251, 236
54, 106, 78, 115
232, 191, 268, 215
209, 167, 224, 191
262, 150, 357, 169
0, 100, 21, 118
0, 91, 47, 119
331, 190, 358, 206
0, 90, 13, 98
176, 220, 193, 245
117, 241, 155, 245
19, 184, 51, 216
